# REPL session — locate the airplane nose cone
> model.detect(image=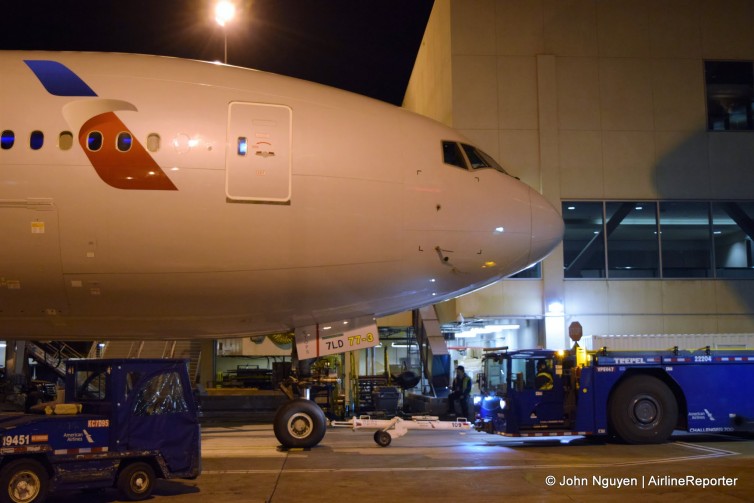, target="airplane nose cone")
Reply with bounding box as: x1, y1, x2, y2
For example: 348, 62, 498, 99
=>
529, 188, 564, 263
